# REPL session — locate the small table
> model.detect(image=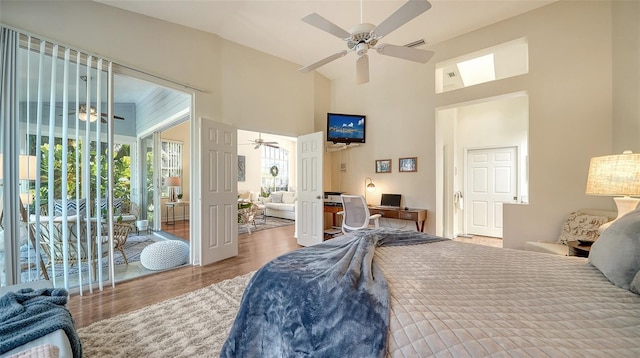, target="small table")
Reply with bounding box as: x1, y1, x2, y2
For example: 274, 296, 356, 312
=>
165, 201, 189, 225
567, 240, 592, 258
